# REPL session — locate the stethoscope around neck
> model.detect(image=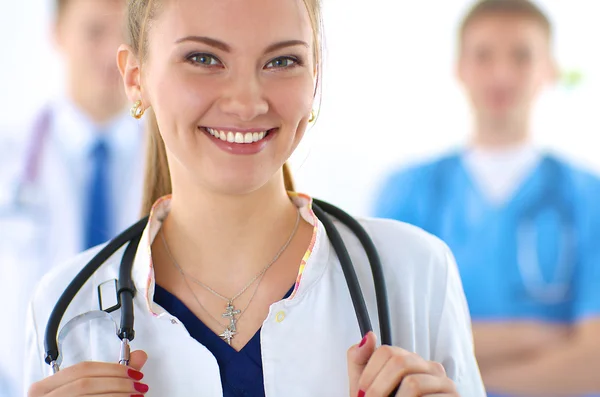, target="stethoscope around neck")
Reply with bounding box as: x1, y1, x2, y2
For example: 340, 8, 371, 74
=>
44, 199, 398, 394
